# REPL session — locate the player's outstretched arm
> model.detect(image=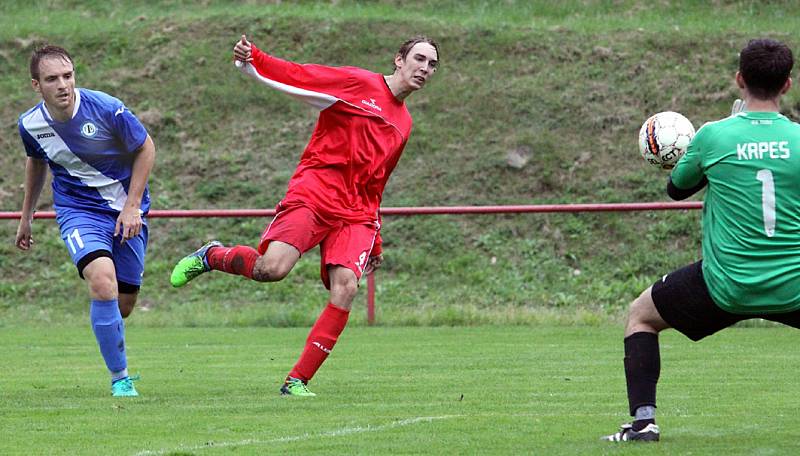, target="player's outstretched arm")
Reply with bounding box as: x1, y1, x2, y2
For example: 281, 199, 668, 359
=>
15, 157, 47, 251
115, 134, 155, 243
233, 35, 353, 110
